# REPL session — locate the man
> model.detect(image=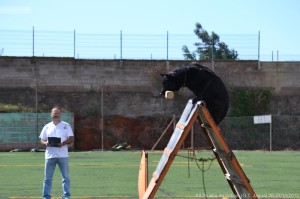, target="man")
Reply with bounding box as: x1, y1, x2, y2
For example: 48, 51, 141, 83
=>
40, 106, 74, 199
